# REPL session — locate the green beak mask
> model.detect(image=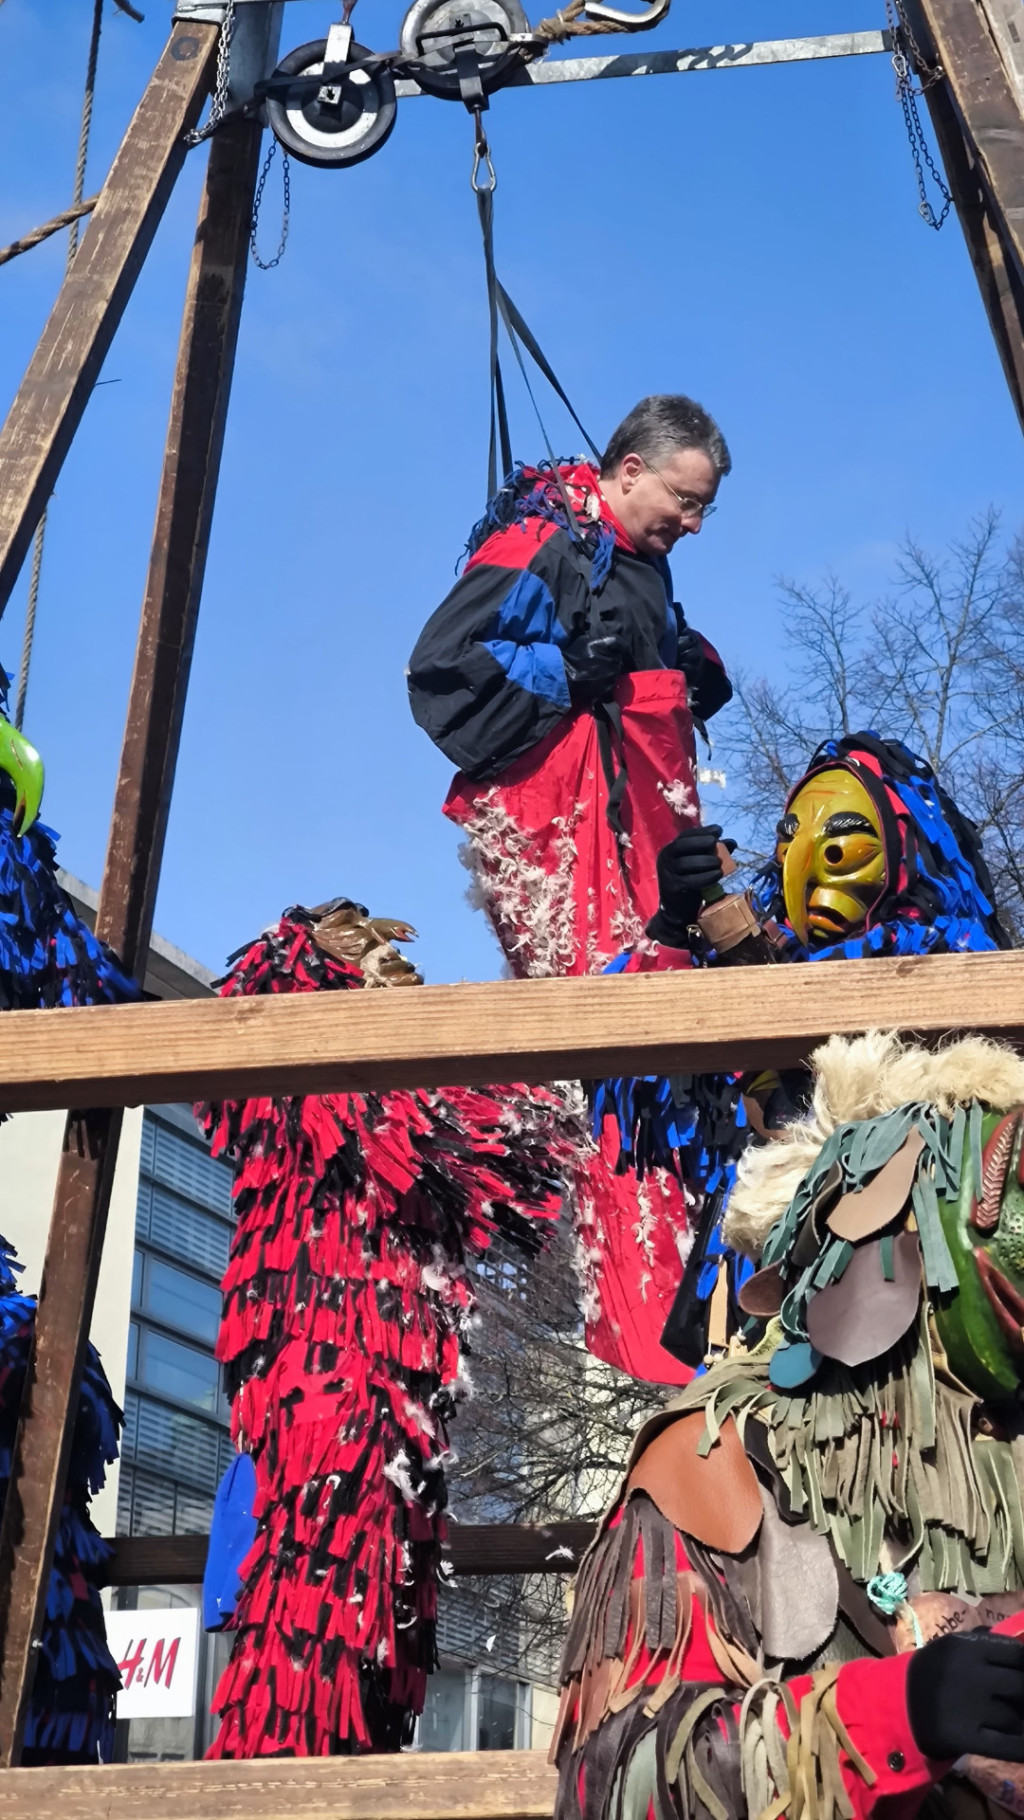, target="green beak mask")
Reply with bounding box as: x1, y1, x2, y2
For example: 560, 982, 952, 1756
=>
0, 714, 43, 836
935, 1108, 1024, 1407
